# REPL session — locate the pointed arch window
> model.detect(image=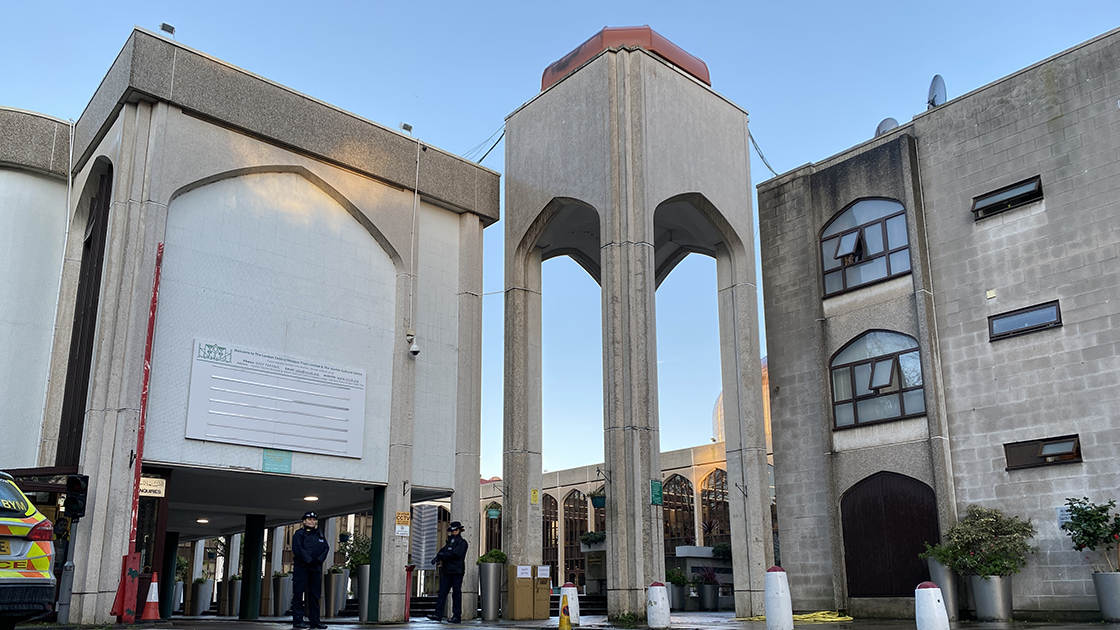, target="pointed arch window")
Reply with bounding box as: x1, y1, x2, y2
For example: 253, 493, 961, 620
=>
820, 198, 910, 296
662, 475, 695, 555
830, 330, 925, 429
